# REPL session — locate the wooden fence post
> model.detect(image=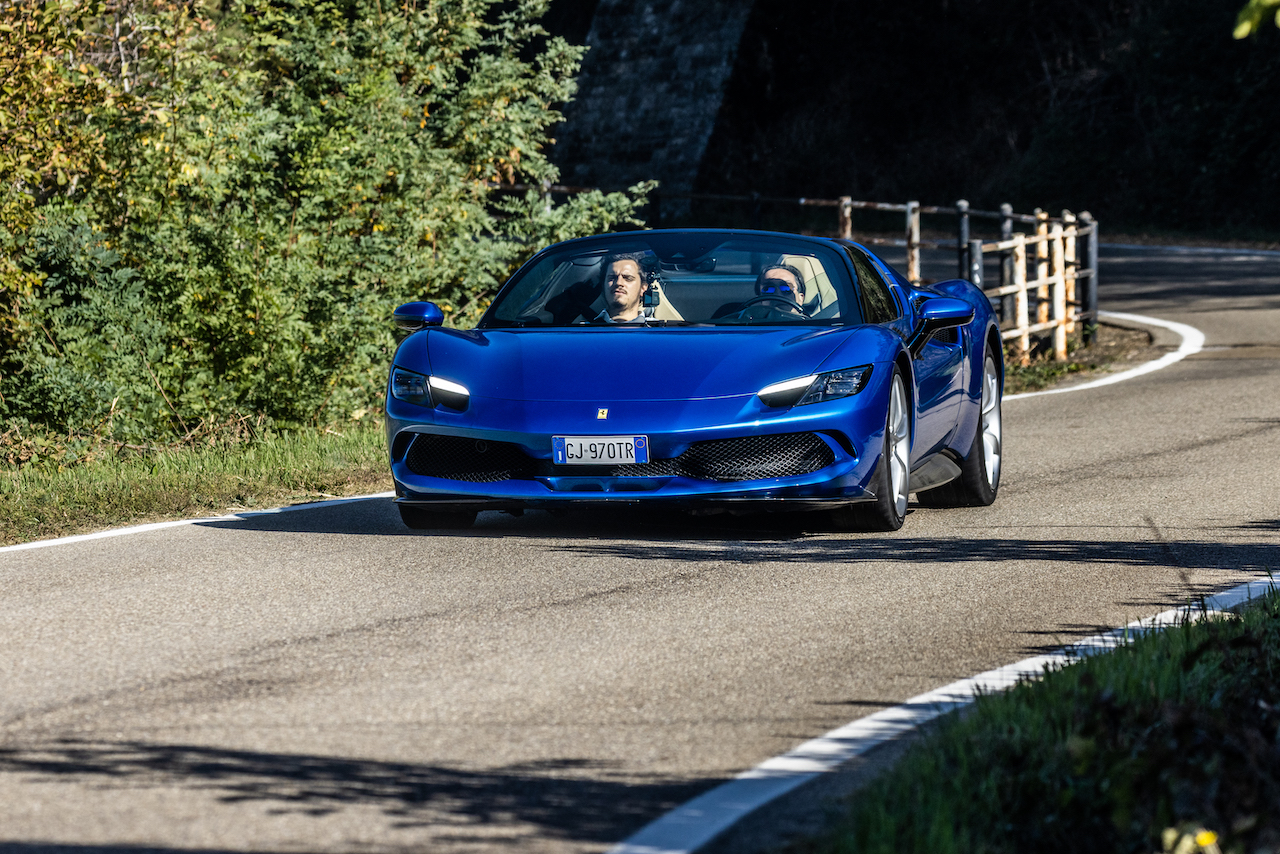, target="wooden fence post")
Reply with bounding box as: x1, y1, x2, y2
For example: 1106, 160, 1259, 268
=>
956, 199, 970, 279
1080, 211, 1099, 345
838, 196, 853, 239
906, 200, 921, 284
968, 239, 983, 287
1000, 202, 1014, 323
1035, 208, 1050, 324
1051, 223, 1067, 361
1062, 210, 1077, 335
1013, 233, 1030, 366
